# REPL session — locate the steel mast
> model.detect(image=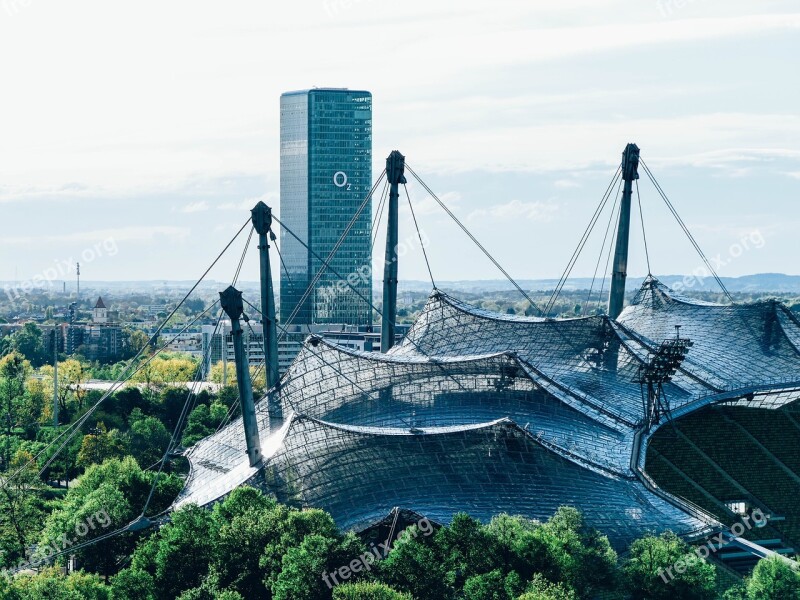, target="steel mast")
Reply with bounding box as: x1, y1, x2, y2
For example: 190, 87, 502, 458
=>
381, 150, 406, 353
219, 286, 262, 467
608, 143, 640, 319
